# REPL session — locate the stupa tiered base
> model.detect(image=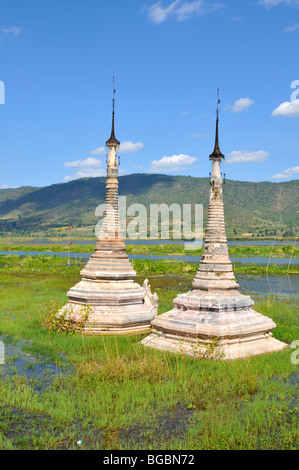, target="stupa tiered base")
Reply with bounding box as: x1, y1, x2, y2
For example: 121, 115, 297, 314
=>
59, 236, 157, 335
141, 290, 286, 359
